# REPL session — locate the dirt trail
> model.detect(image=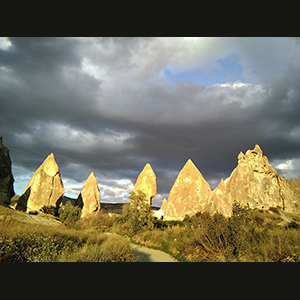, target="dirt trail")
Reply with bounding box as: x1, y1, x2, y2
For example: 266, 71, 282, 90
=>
130, 243, 178, 262
105, 233, 177, 262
